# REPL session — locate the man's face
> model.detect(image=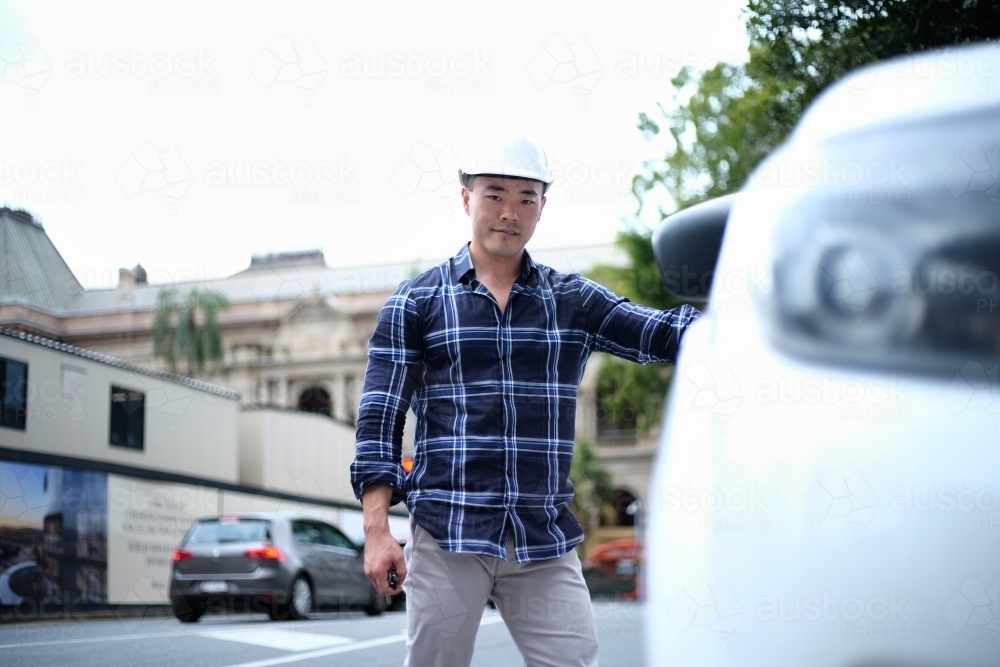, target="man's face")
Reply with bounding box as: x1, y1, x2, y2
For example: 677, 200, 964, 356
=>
462, 176, 546, 260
